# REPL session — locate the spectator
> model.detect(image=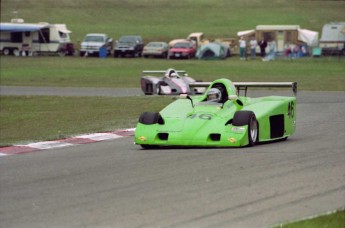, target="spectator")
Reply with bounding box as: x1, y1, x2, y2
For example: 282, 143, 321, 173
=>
284, 43, 292, 58
249, 36, 258, 60
239, 36, 246, 60
293, 44, 300, 59
258, 38, 267, 57
263, 39, 277, 61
